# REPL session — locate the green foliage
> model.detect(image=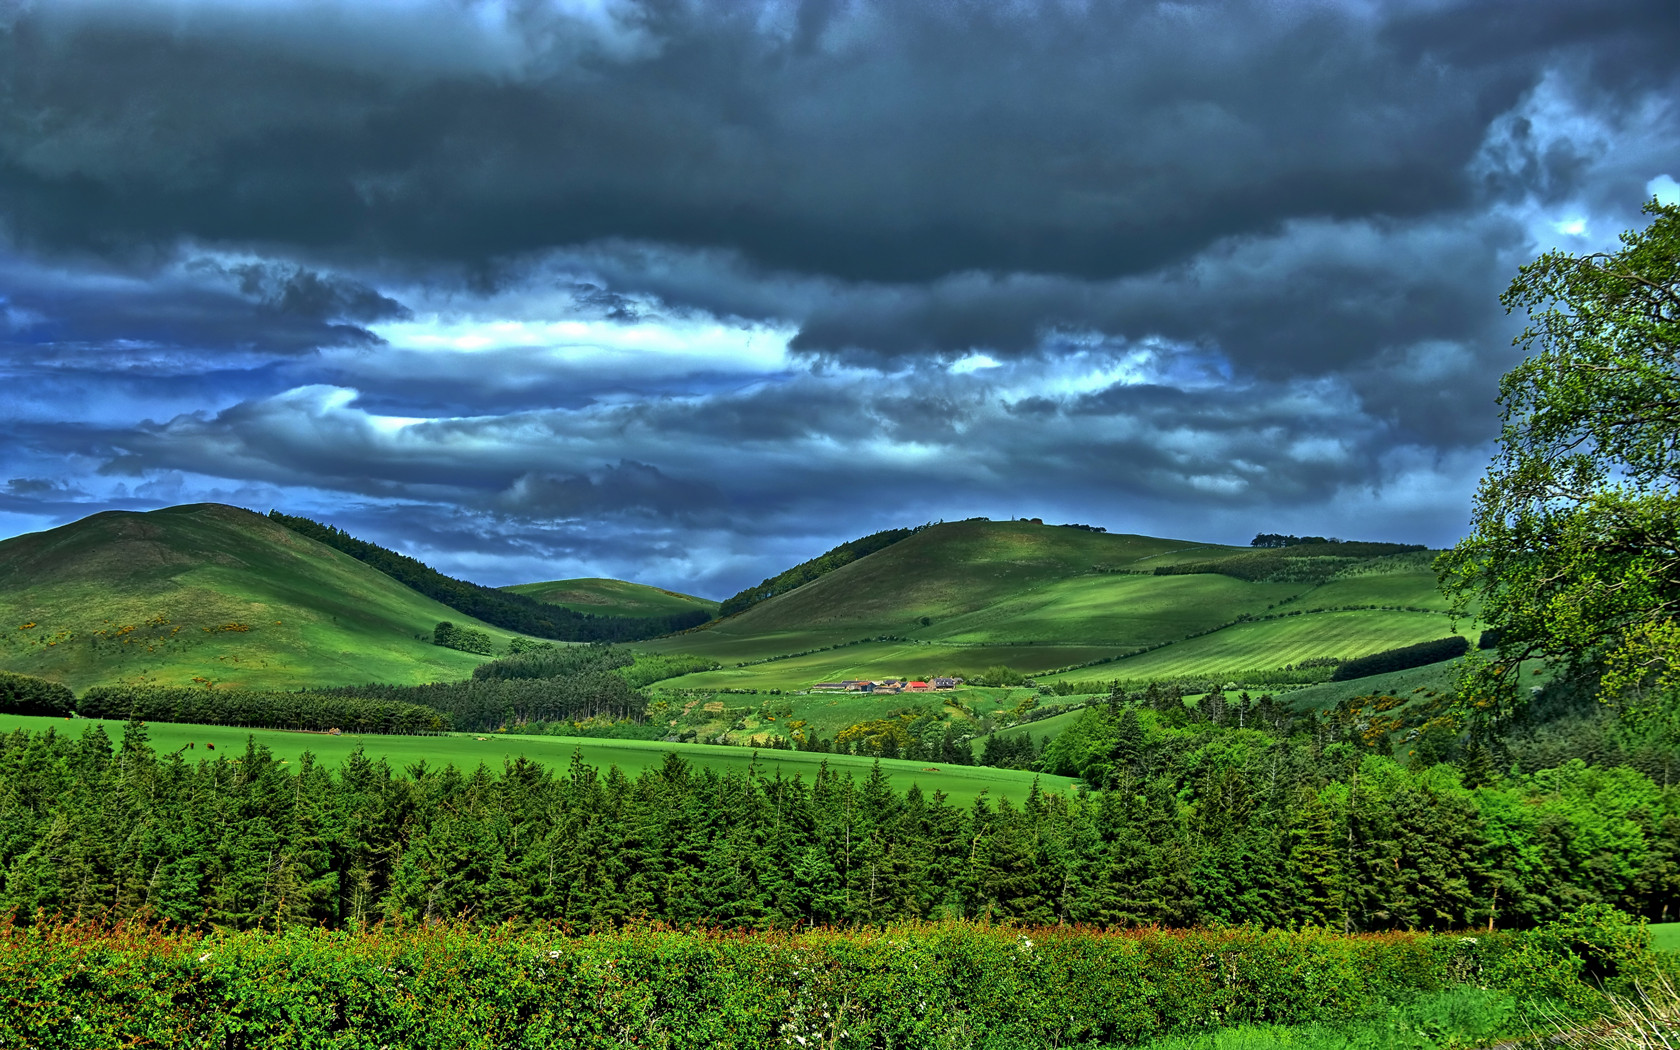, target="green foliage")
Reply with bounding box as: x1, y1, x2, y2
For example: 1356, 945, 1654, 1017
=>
974, 664, 1027, 687
0, 669, 73, 717
77, 684, 450, 734
1438, 202, 1680, 734
0, 922, 1609, 1049
1332, 637, 1470, 681
433, 620, 497, 655
0, 704, 1675, 933
717, 524, 922, 616
269, 510, 711, 641
615, 652, 721, 689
